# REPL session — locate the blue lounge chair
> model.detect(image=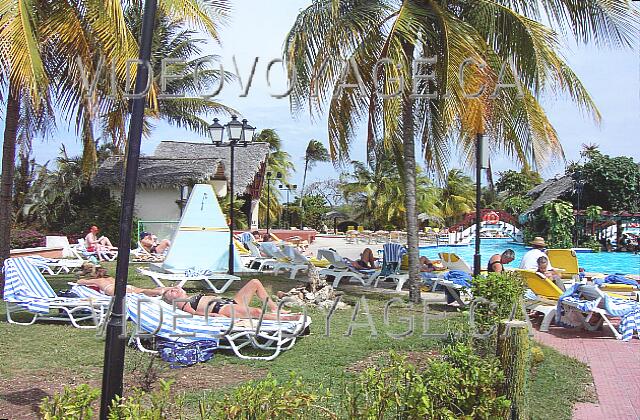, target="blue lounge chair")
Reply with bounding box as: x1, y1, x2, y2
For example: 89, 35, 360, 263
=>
2, 257, 110, 328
